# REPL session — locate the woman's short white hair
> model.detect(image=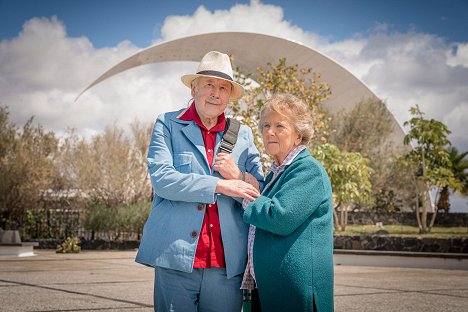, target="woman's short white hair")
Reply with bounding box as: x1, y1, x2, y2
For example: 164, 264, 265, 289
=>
259, 94, 314, 145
